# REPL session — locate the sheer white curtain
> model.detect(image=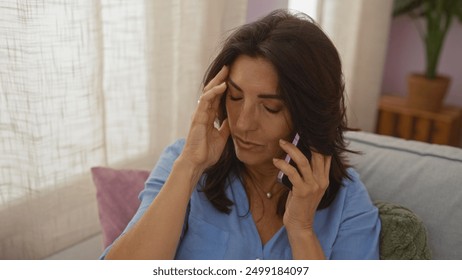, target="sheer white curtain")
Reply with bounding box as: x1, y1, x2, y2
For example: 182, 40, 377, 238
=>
315, 0, 393, 131
0, 0, 246, 259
